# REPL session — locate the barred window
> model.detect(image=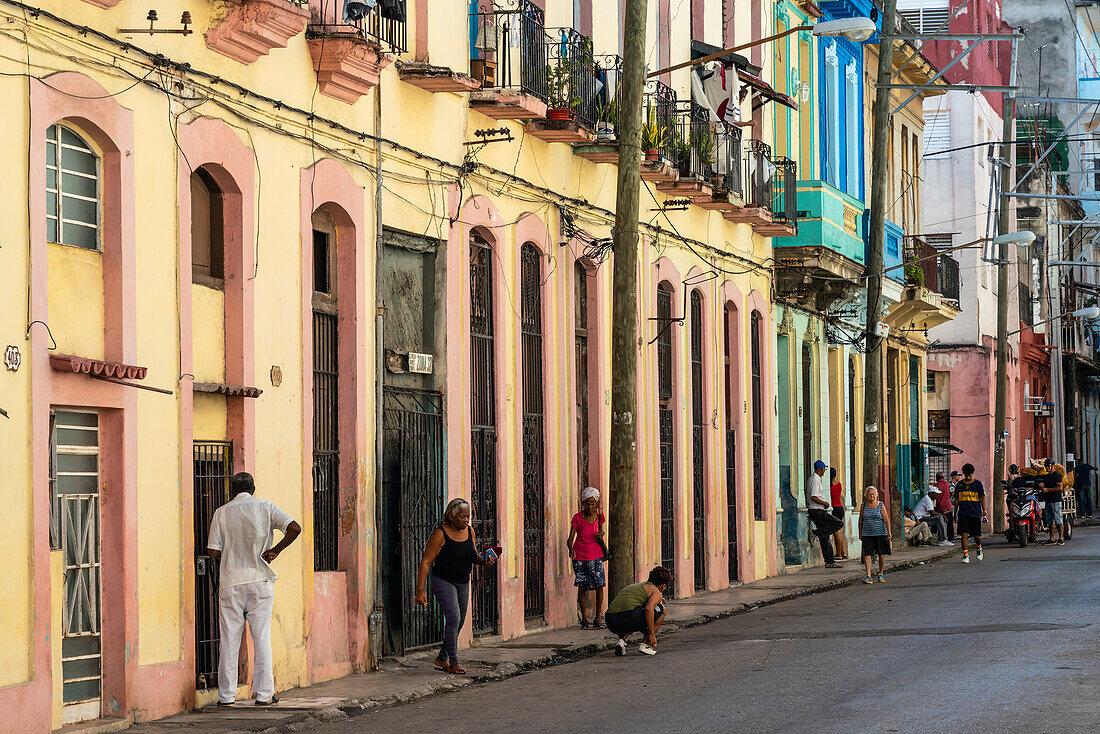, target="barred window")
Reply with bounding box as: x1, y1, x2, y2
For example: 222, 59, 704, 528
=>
47, 124, 100, 250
